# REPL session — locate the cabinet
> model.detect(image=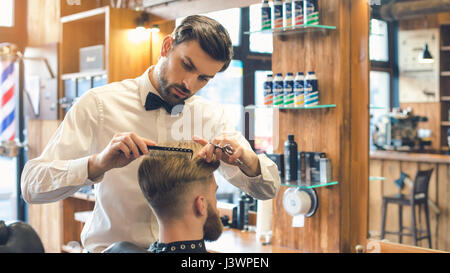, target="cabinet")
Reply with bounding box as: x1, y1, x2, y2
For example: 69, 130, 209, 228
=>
58, 6, 151, 117
440, 23, 450, 151
27, 3, 172, 252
